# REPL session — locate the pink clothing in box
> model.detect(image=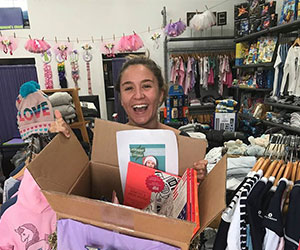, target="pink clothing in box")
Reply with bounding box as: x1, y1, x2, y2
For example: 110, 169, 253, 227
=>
0, 169, 56, 250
